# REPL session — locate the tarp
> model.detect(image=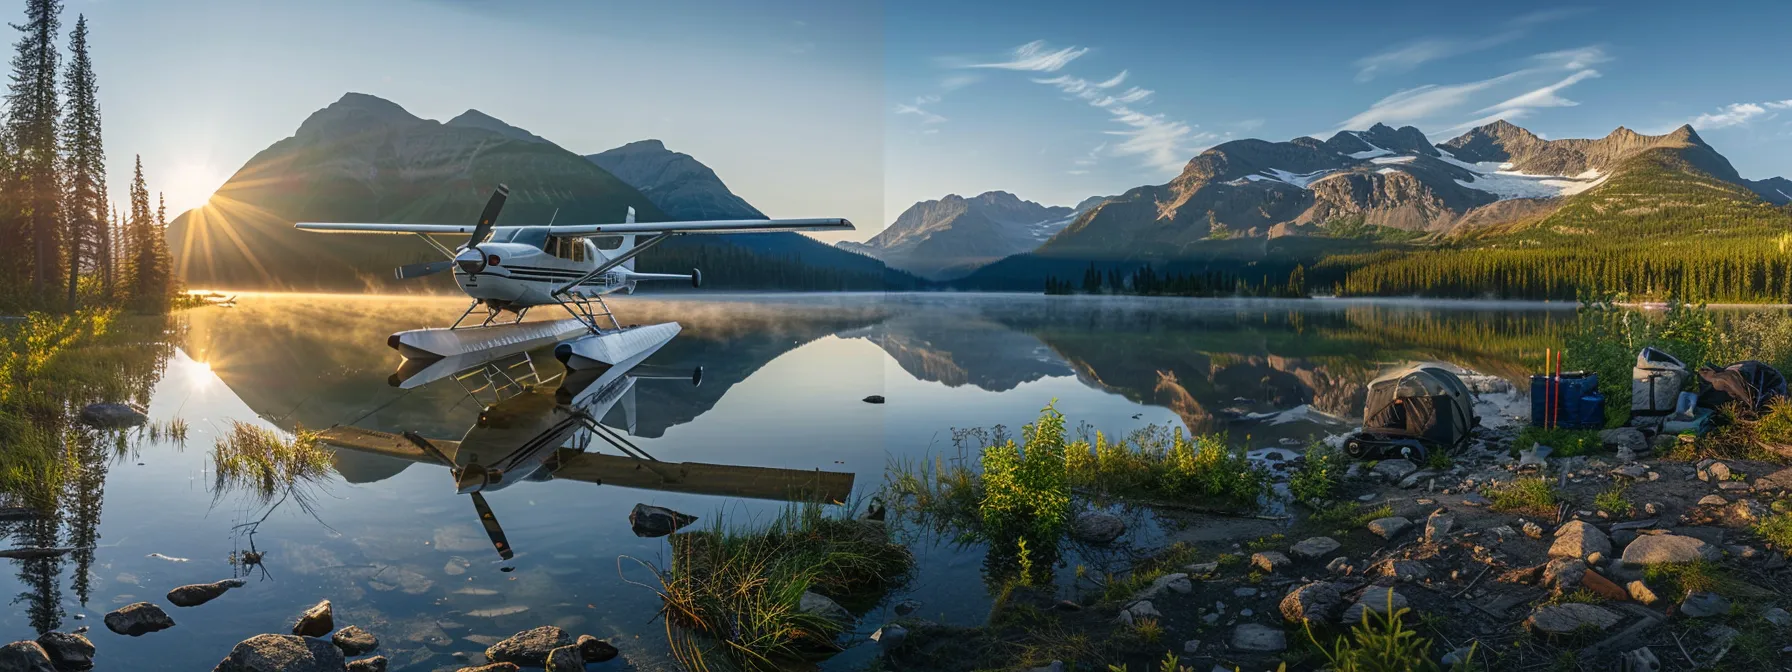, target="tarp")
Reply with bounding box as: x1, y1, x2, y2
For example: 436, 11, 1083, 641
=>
1696, 361, 1788, 414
